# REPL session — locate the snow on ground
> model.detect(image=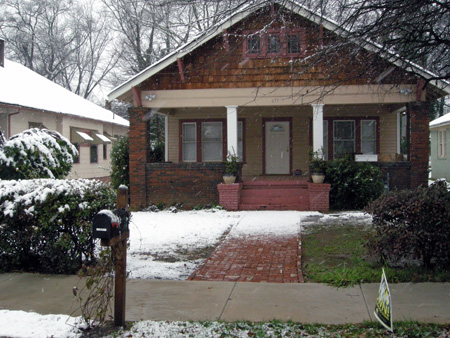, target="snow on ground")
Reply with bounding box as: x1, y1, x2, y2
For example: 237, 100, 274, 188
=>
0, 210, 372, 337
